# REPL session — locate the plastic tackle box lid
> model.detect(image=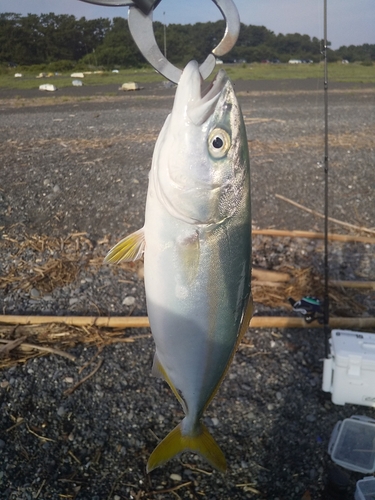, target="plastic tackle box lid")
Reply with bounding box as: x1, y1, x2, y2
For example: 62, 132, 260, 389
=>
331, 330, 375, 371
355, 476, 375, 500
328, 416, 375, 473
